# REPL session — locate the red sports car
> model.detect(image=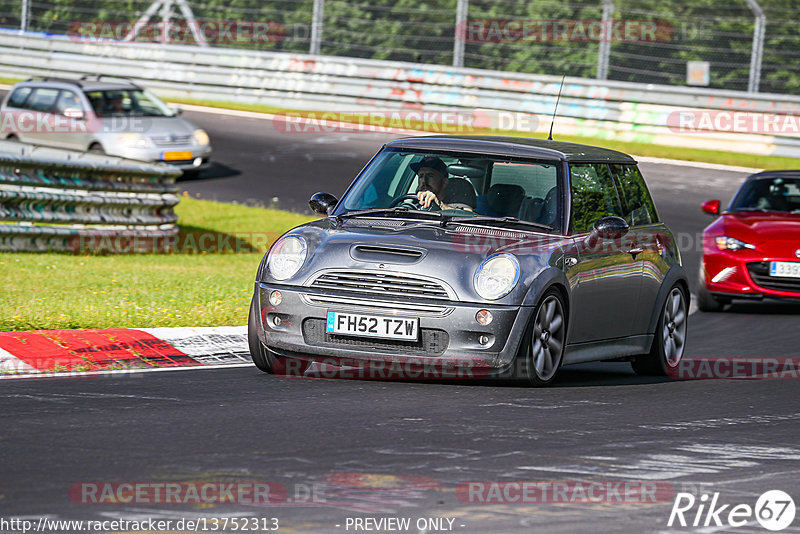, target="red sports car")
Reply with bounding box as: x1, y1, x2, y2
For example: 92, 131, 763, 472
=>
698, 170, 800, 311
